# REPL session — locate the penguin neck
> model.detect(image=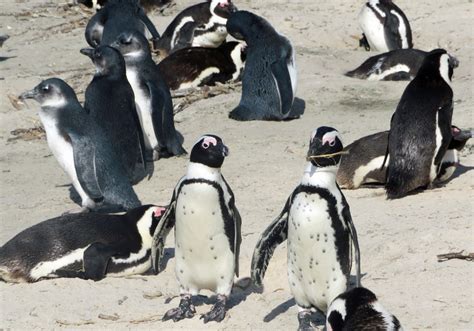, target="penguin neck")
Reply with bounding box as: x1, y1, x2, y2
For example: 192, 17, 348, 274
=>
186, 162, 222, 182
301, 162, 338, 188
